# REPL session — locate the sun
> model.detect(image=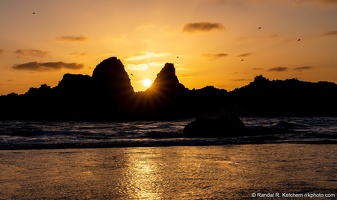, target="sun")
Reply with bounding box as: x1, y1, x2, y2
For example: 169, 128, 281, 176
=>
142, 78, 152, 87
